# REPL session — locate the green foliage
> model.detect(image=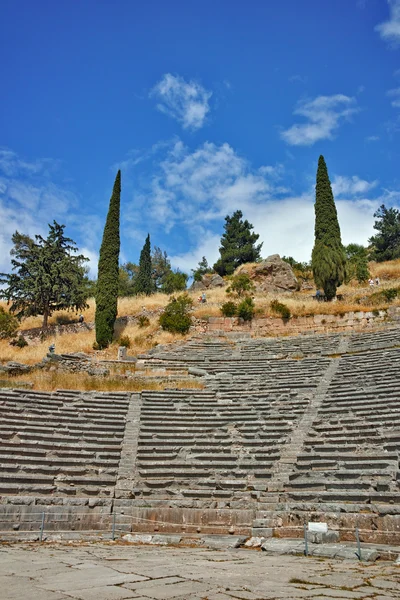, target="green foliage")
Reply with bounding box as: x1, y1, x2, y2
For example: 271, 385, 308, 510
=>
10, 335, 28, 348
138, 315, 150, 328
152, 246, 171, 290
95, 171, 121, 349
0, 222, 89, 328
134, 234, 154, 296
83, 276, 97, 298
118, 262, 138, 296
270, 299, 291, 320
282, 256, 312, 282
213, 210, 262, 276
362, 286, 400, 306
0, 306, 19, 339
118, 335, 131, 348
237, 297, 255, 321
369, 204, 400, 262
311, 156, 346, 300
159, 294, 193, 334
220, 301, 237, 317
161, 270, 188, 294
344, 244, 370, 283
226, 273, 255, 298
381, 287, 399, 301
192, 256, 212, 281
